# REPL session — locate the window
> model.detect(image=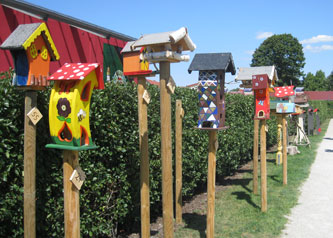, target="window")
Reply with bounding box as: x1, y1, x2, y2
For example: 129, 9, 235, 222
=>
81, 81, 91, 101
